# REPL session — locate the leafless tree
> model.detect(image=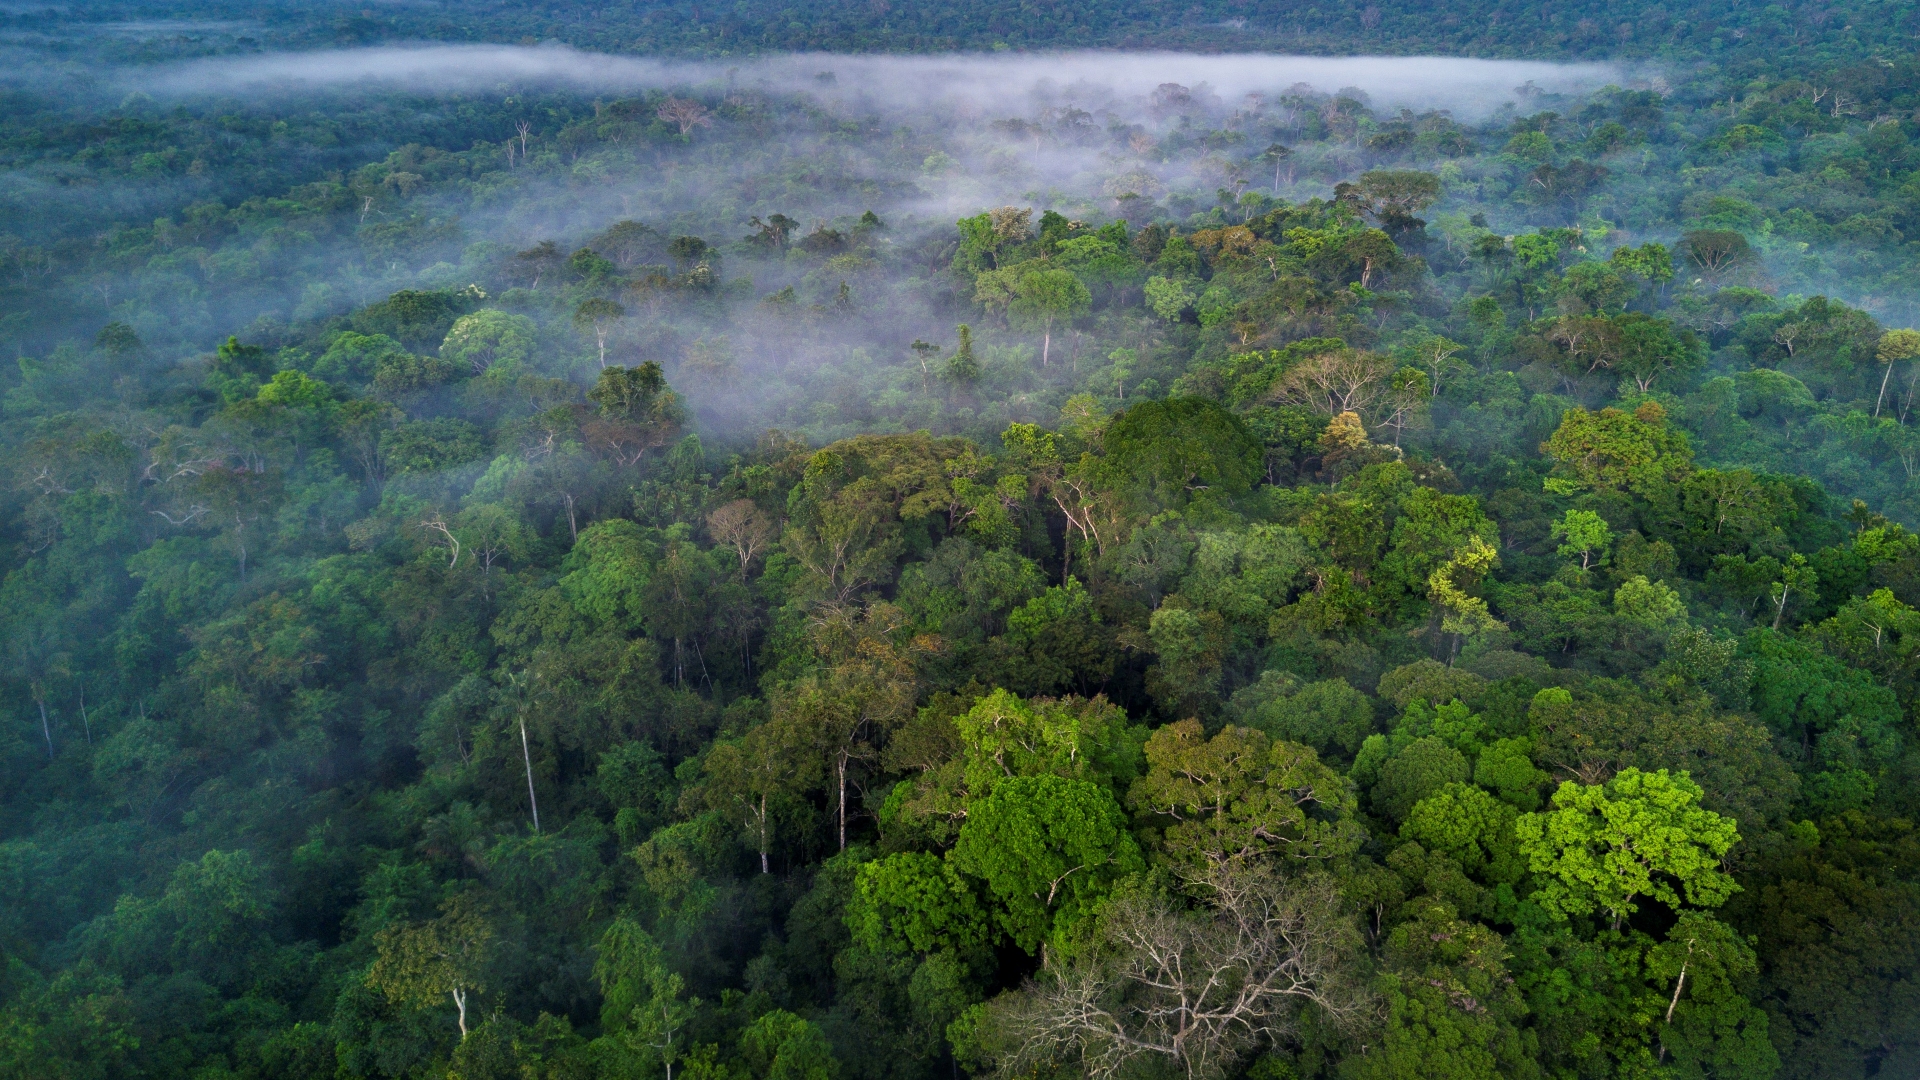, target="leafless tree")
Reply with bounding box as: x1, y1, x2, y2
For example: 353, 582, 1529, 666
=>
979, 868, 1372, 1080
657, 98, 713, 137
1269, 348, 1393, 416
708, 499, 777, 578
